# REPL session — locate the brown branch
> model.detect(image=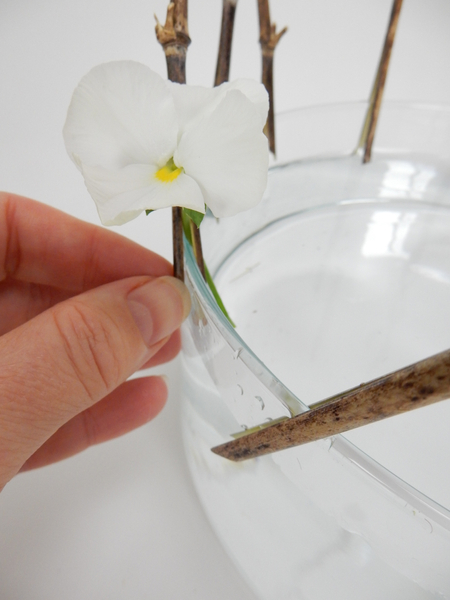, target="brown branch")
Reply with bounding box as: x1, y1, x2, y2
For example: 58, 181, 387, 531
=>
362, 0, 403, 163
189, 220, 206, 279
257, 0, 287, 155
214, 0, 238, 86
176, 0, 239, 287
184, 0, 239, 284
212, 347, 450, 461
356, 69, 381, 153
155, 1, 190, 83
171, 207, 184, 280
155, 1, 191, 281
